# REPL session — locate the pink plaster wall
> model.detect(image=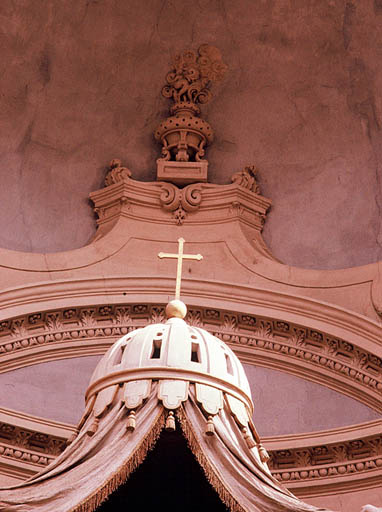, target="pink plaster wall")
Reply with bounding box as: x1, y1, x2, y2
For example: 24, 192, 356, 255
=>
0, 357, 378, 432
0, 0, 381, 269
243, 365, 380, 436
